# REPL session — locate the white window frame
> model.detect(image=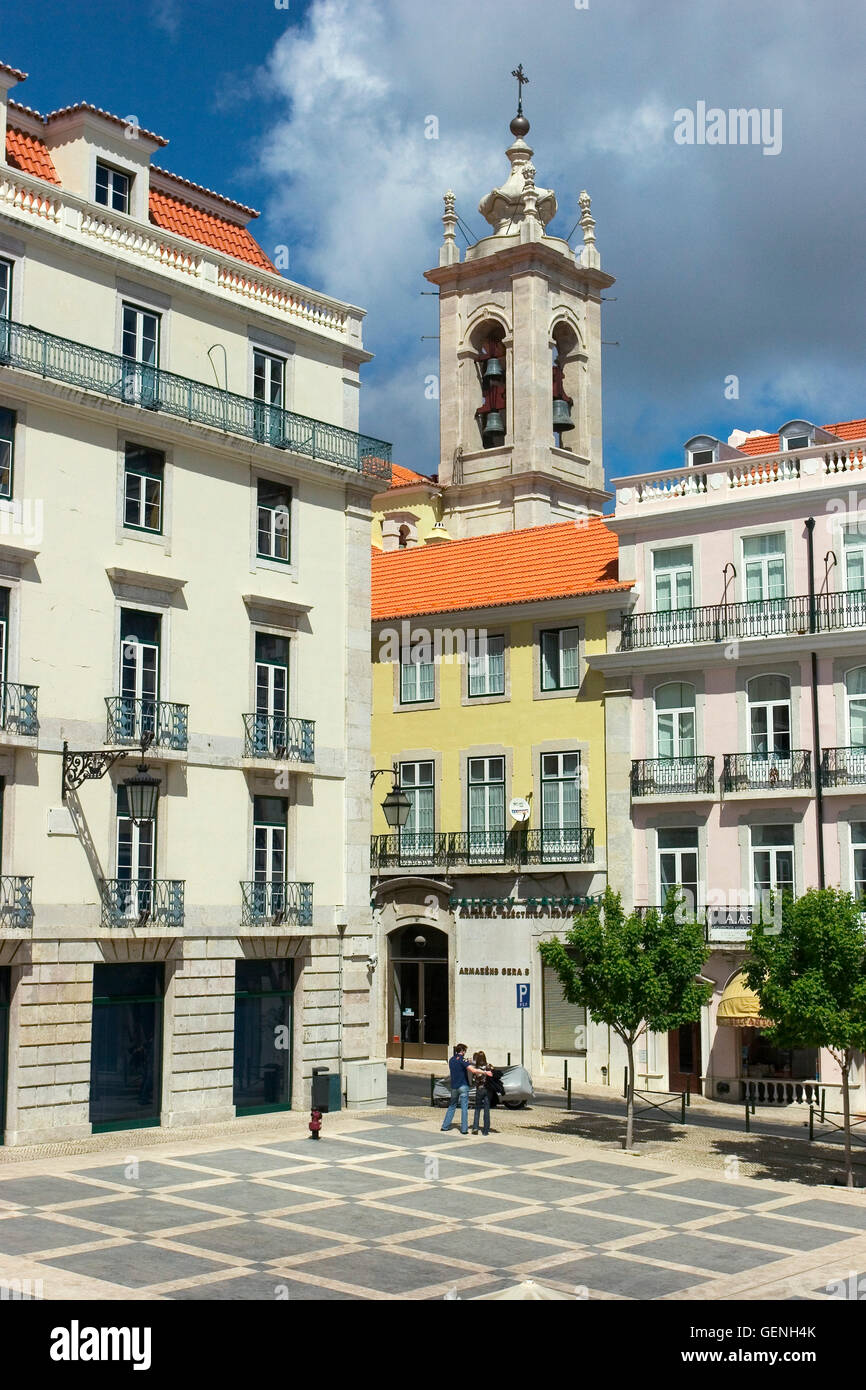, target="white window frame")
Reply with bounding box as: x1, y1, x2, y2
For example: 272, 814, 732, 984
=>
747, 674, 792, 758
851, 822, 866, 903
751, 825, 795, 900
540, 627, 580, 691
652, 546, 694, 613
467, 757, 506, 834
742, 532, 786, 602
256, 477, 291, 564
657, 828, 699, 913
400, 648, 434, 705
123, 446, 164, 533
96, 161, 132, 214
399, 760, 435, 854
468, 633, 505, 698
654, 682, 696, 761
0, 258, 11, 321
